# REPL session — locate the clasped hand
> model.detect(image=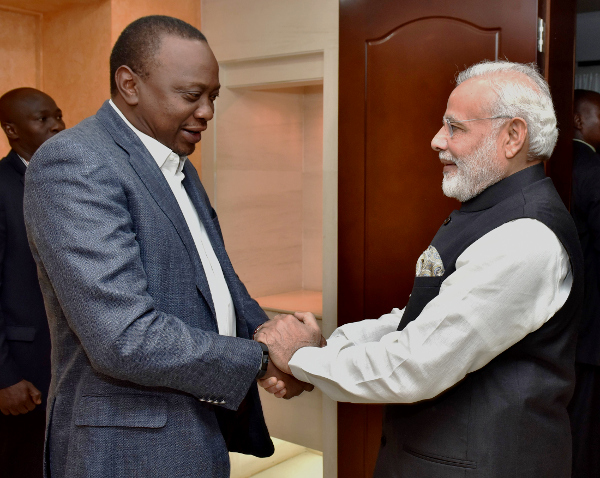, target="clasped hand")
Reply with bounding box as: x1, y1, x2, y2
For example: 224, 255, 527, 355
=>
254, 311, 324, 399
